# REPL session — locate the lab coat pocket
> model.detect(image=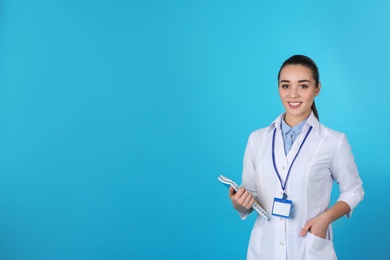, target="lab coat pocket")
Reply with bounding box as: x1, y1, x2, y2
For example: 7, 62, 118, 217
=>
247, 225, 266, 260
306, 232, 337, 260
